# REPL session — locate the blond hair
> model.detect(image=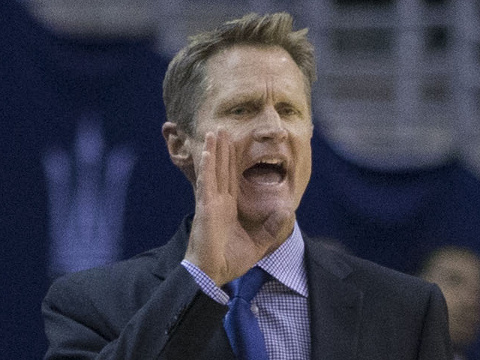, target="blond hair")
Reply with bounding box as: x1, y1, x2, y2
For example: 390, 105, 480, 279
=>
163, 12, 316, 134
